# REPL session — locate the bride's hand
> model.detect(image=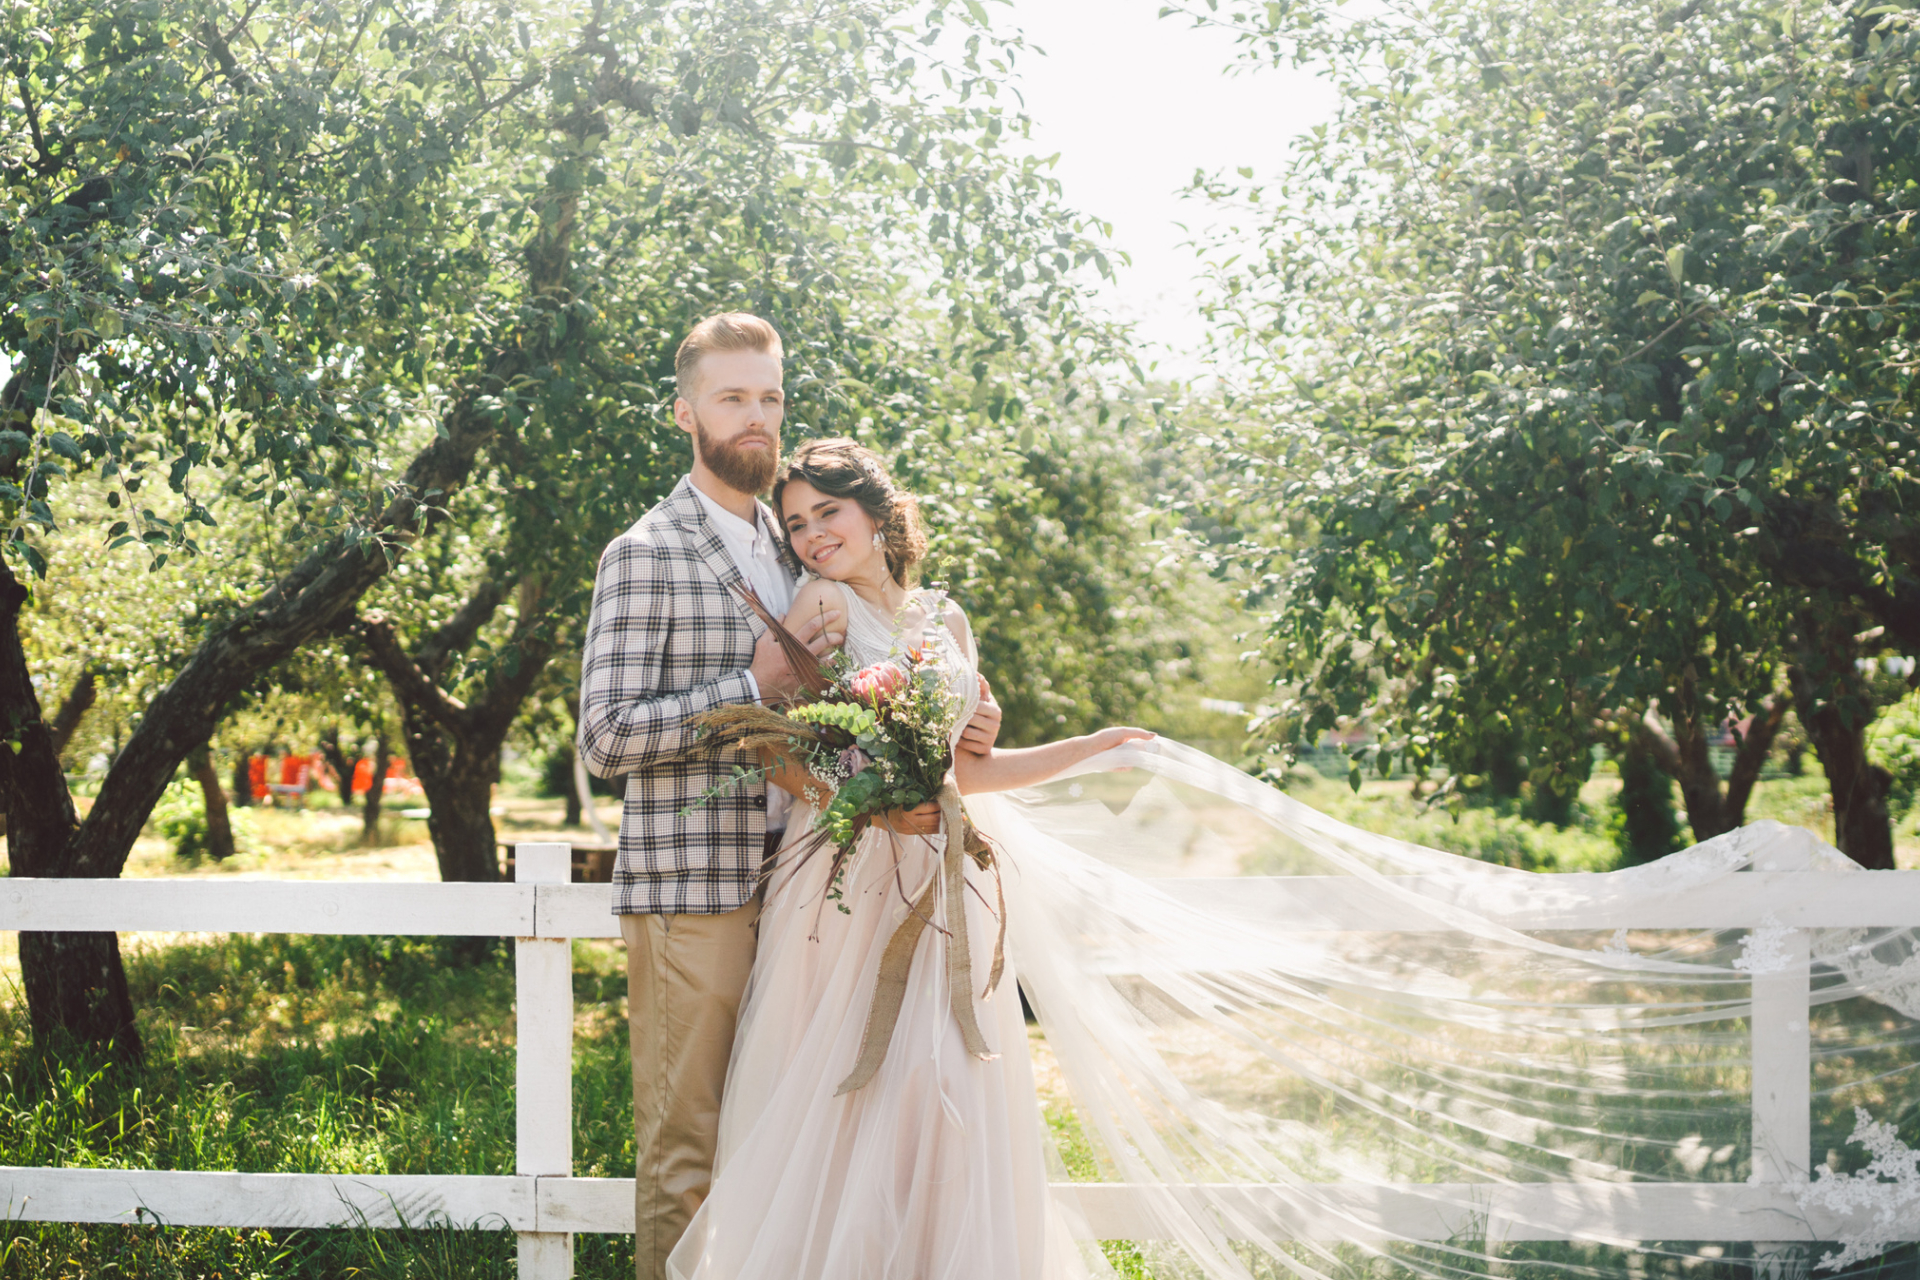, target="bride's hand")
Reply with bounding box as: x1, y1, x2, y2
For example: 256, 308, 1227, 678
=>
874, 800, 943, 837
1087, 727, 1155, 754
